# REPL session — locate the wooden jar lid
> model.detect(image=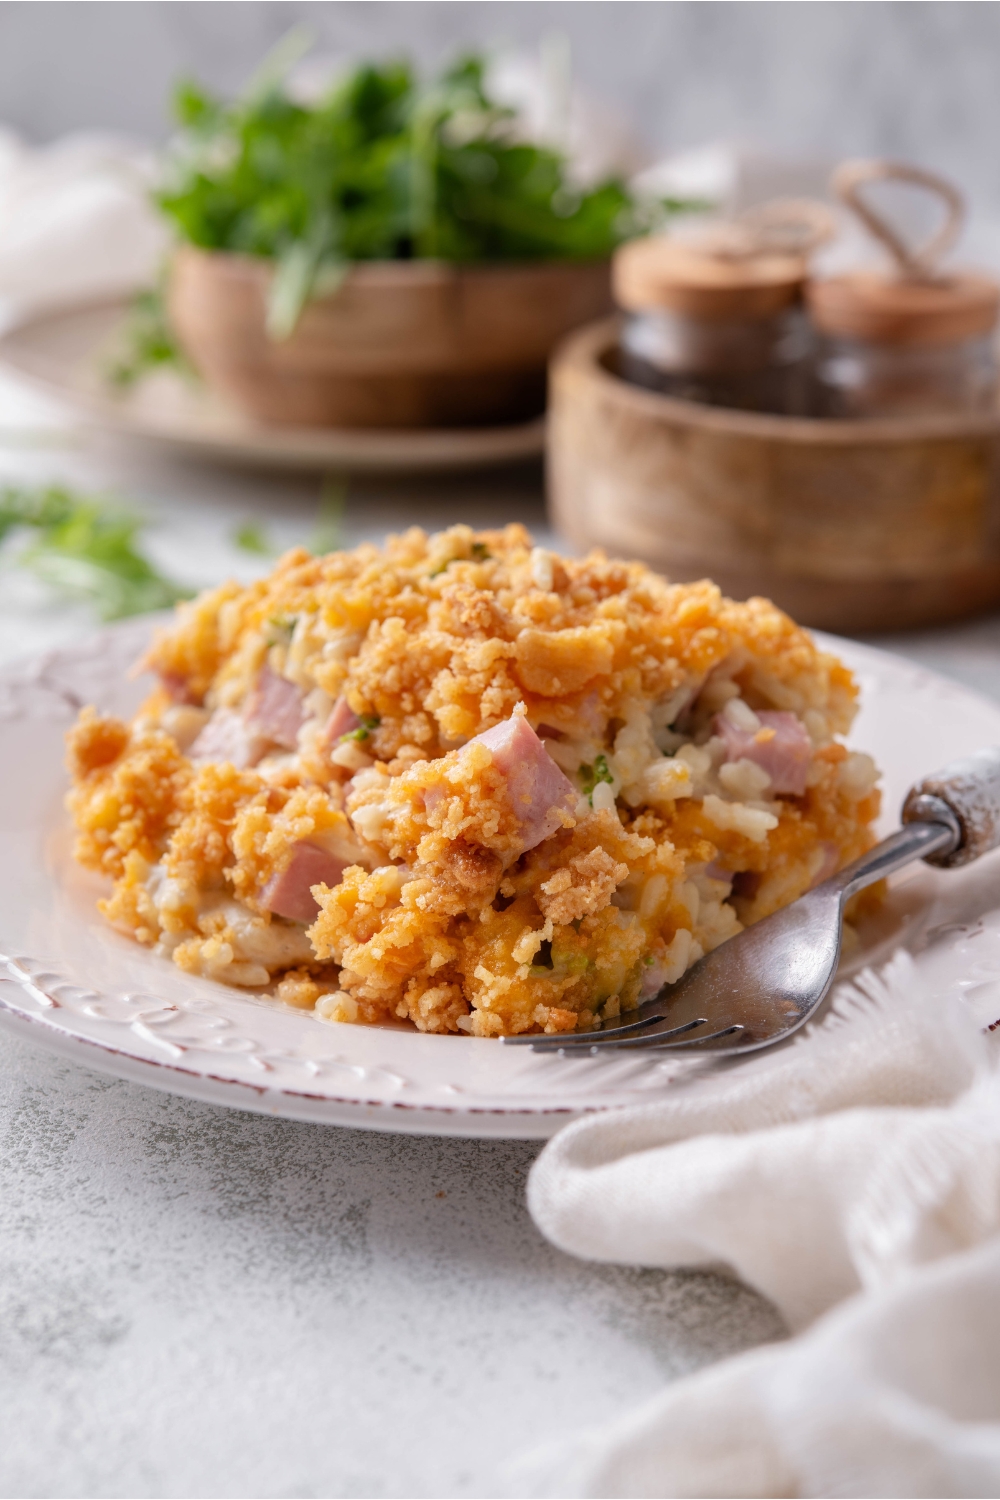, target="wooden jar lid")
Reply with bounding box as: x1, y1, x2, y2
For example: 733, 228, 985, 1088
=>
613, 237, 806, 323
807, 272, 1000, 347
